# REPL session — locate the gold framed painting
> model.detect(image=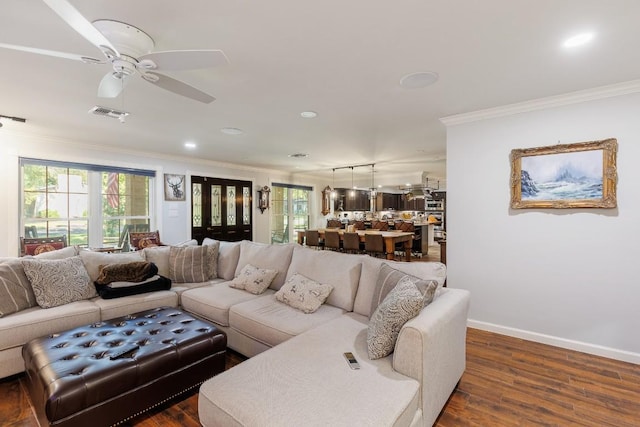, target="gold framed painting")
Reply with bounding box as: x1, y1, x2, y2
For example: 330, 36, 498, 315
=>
510, 138, 618, 209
